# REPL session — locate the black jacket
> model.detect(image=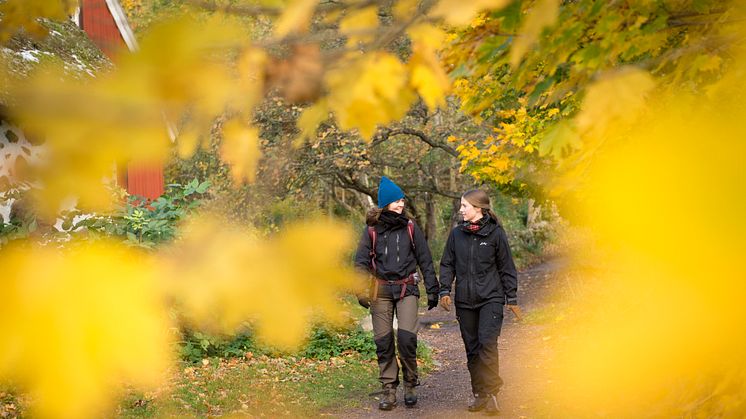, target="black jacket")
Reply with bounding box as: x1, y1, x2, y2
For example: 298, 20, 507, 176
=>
354, 217, 439, 299
439, 216, 518, 308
